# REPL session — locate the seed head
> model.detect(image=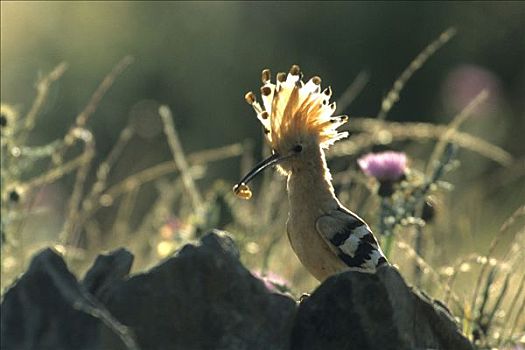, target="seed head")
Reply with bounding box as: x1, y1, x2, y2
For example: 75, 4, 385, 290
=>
8, 190, 20, 203
0, 104, 18, 133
